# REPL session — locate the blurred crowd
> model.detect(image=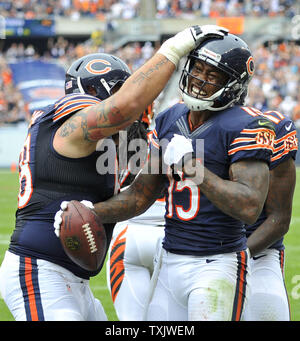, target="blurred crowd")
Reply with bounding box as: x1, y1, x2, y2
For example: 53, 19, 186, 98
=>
0, 55, 28, 125
1, 36, 300, 128
156, 0, 297, 18
0, 0, 298, 19
247, 41, 300, 126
